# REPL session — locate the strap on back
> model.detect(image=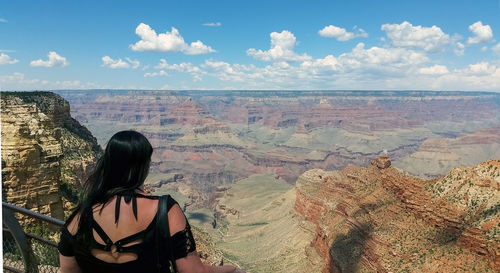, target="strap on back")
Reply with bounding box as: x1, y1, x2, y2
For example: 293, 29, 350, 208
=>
157, 195, 170, 238
155, 195, 177, 273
